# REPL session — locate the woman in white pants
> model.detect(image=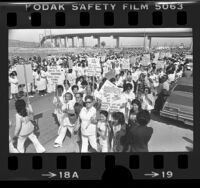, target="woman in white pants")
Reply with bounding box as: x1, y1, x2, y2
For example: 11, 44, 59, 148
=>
79, 95, 98, 153
14, 99, 45, 153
